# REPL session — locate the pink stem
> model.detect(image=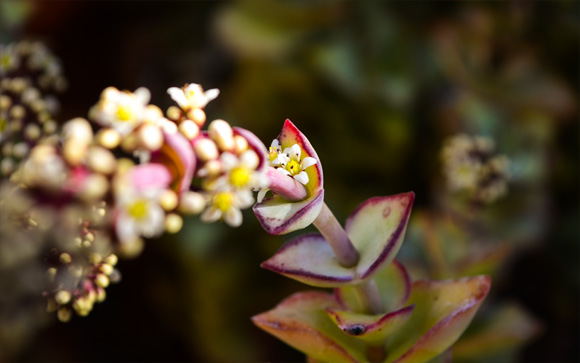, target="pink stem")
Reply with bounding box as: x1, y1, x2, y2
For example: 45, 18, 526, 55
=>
313, 203, 359, 267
